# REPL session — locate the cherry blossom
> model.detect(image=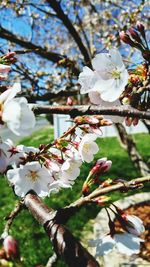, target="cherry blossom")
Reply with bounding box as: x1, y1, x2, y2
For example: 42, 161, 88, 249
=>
59, 158, 82, 184
78, 133, 99, 163
6, 162, 54, 198
0, 139, 24, 173
78, 48, 129, 102
89, 233, 143, 257
121, 214, 145, 236
0, 83, 36, 135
